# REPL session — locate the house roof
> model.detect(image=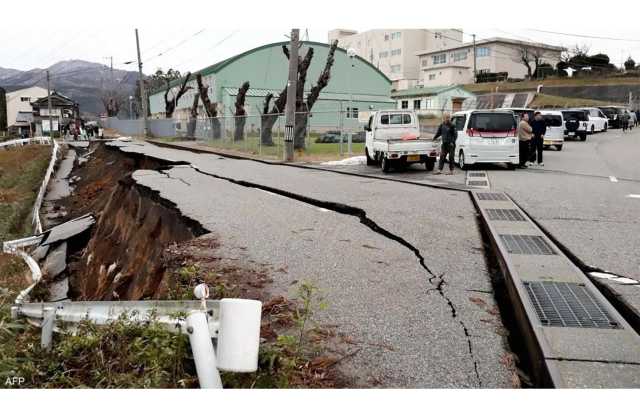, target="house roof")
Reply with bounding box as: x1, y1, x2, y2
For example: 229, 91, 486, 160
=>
151, 41, 392, 95
31, 91, 77, 106
415, 36, 564, 56
391, 85, 471, 99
